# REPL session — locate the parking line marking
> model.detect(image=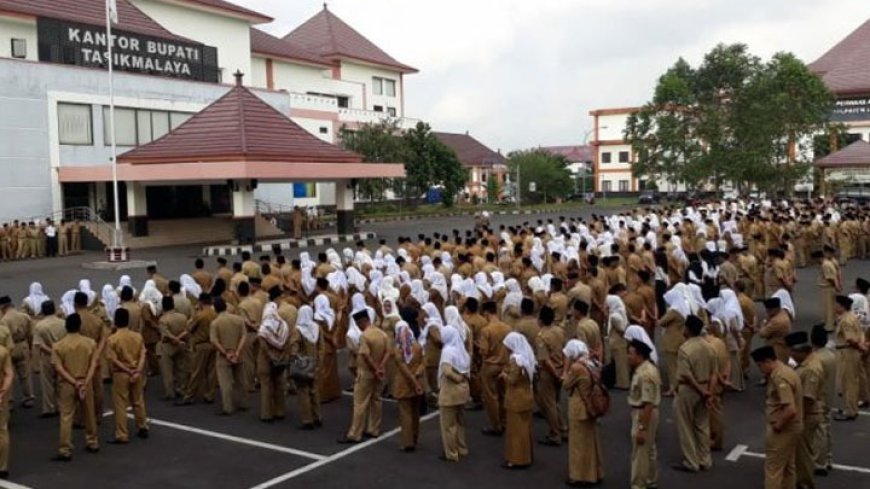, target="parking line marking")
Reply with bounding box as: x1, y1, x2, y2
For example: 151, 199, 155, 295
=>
103, 411, 326, 461
727, 443, 870, 474
250, 410, 441, 489
0, 480, 34, 489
